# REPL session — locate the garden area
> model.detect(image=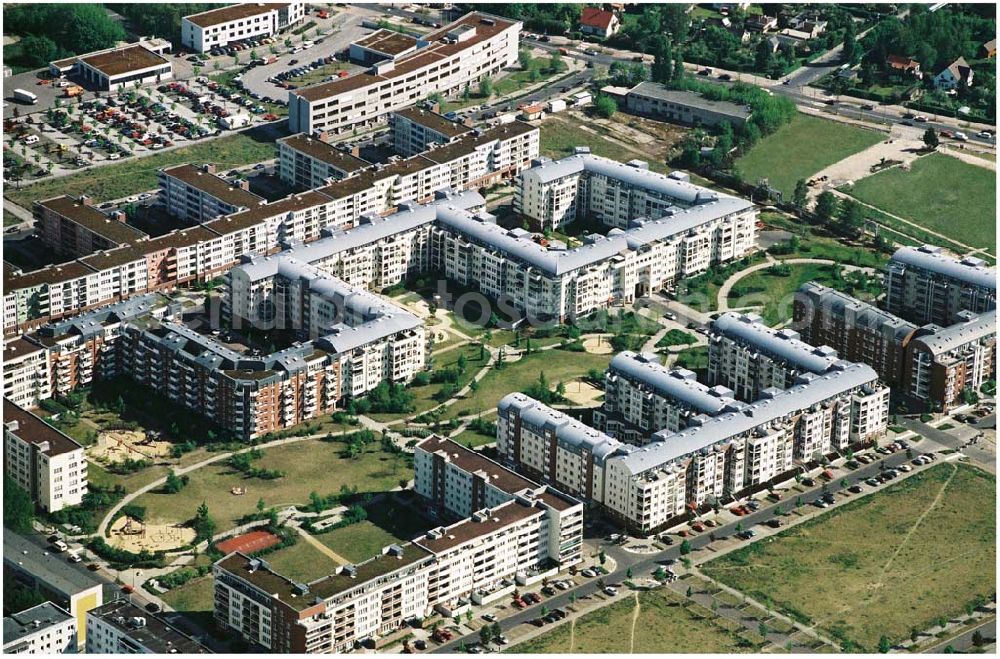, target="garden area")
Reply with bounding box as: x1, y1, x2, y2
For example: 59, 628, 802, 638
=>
702, 463, 996, 651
